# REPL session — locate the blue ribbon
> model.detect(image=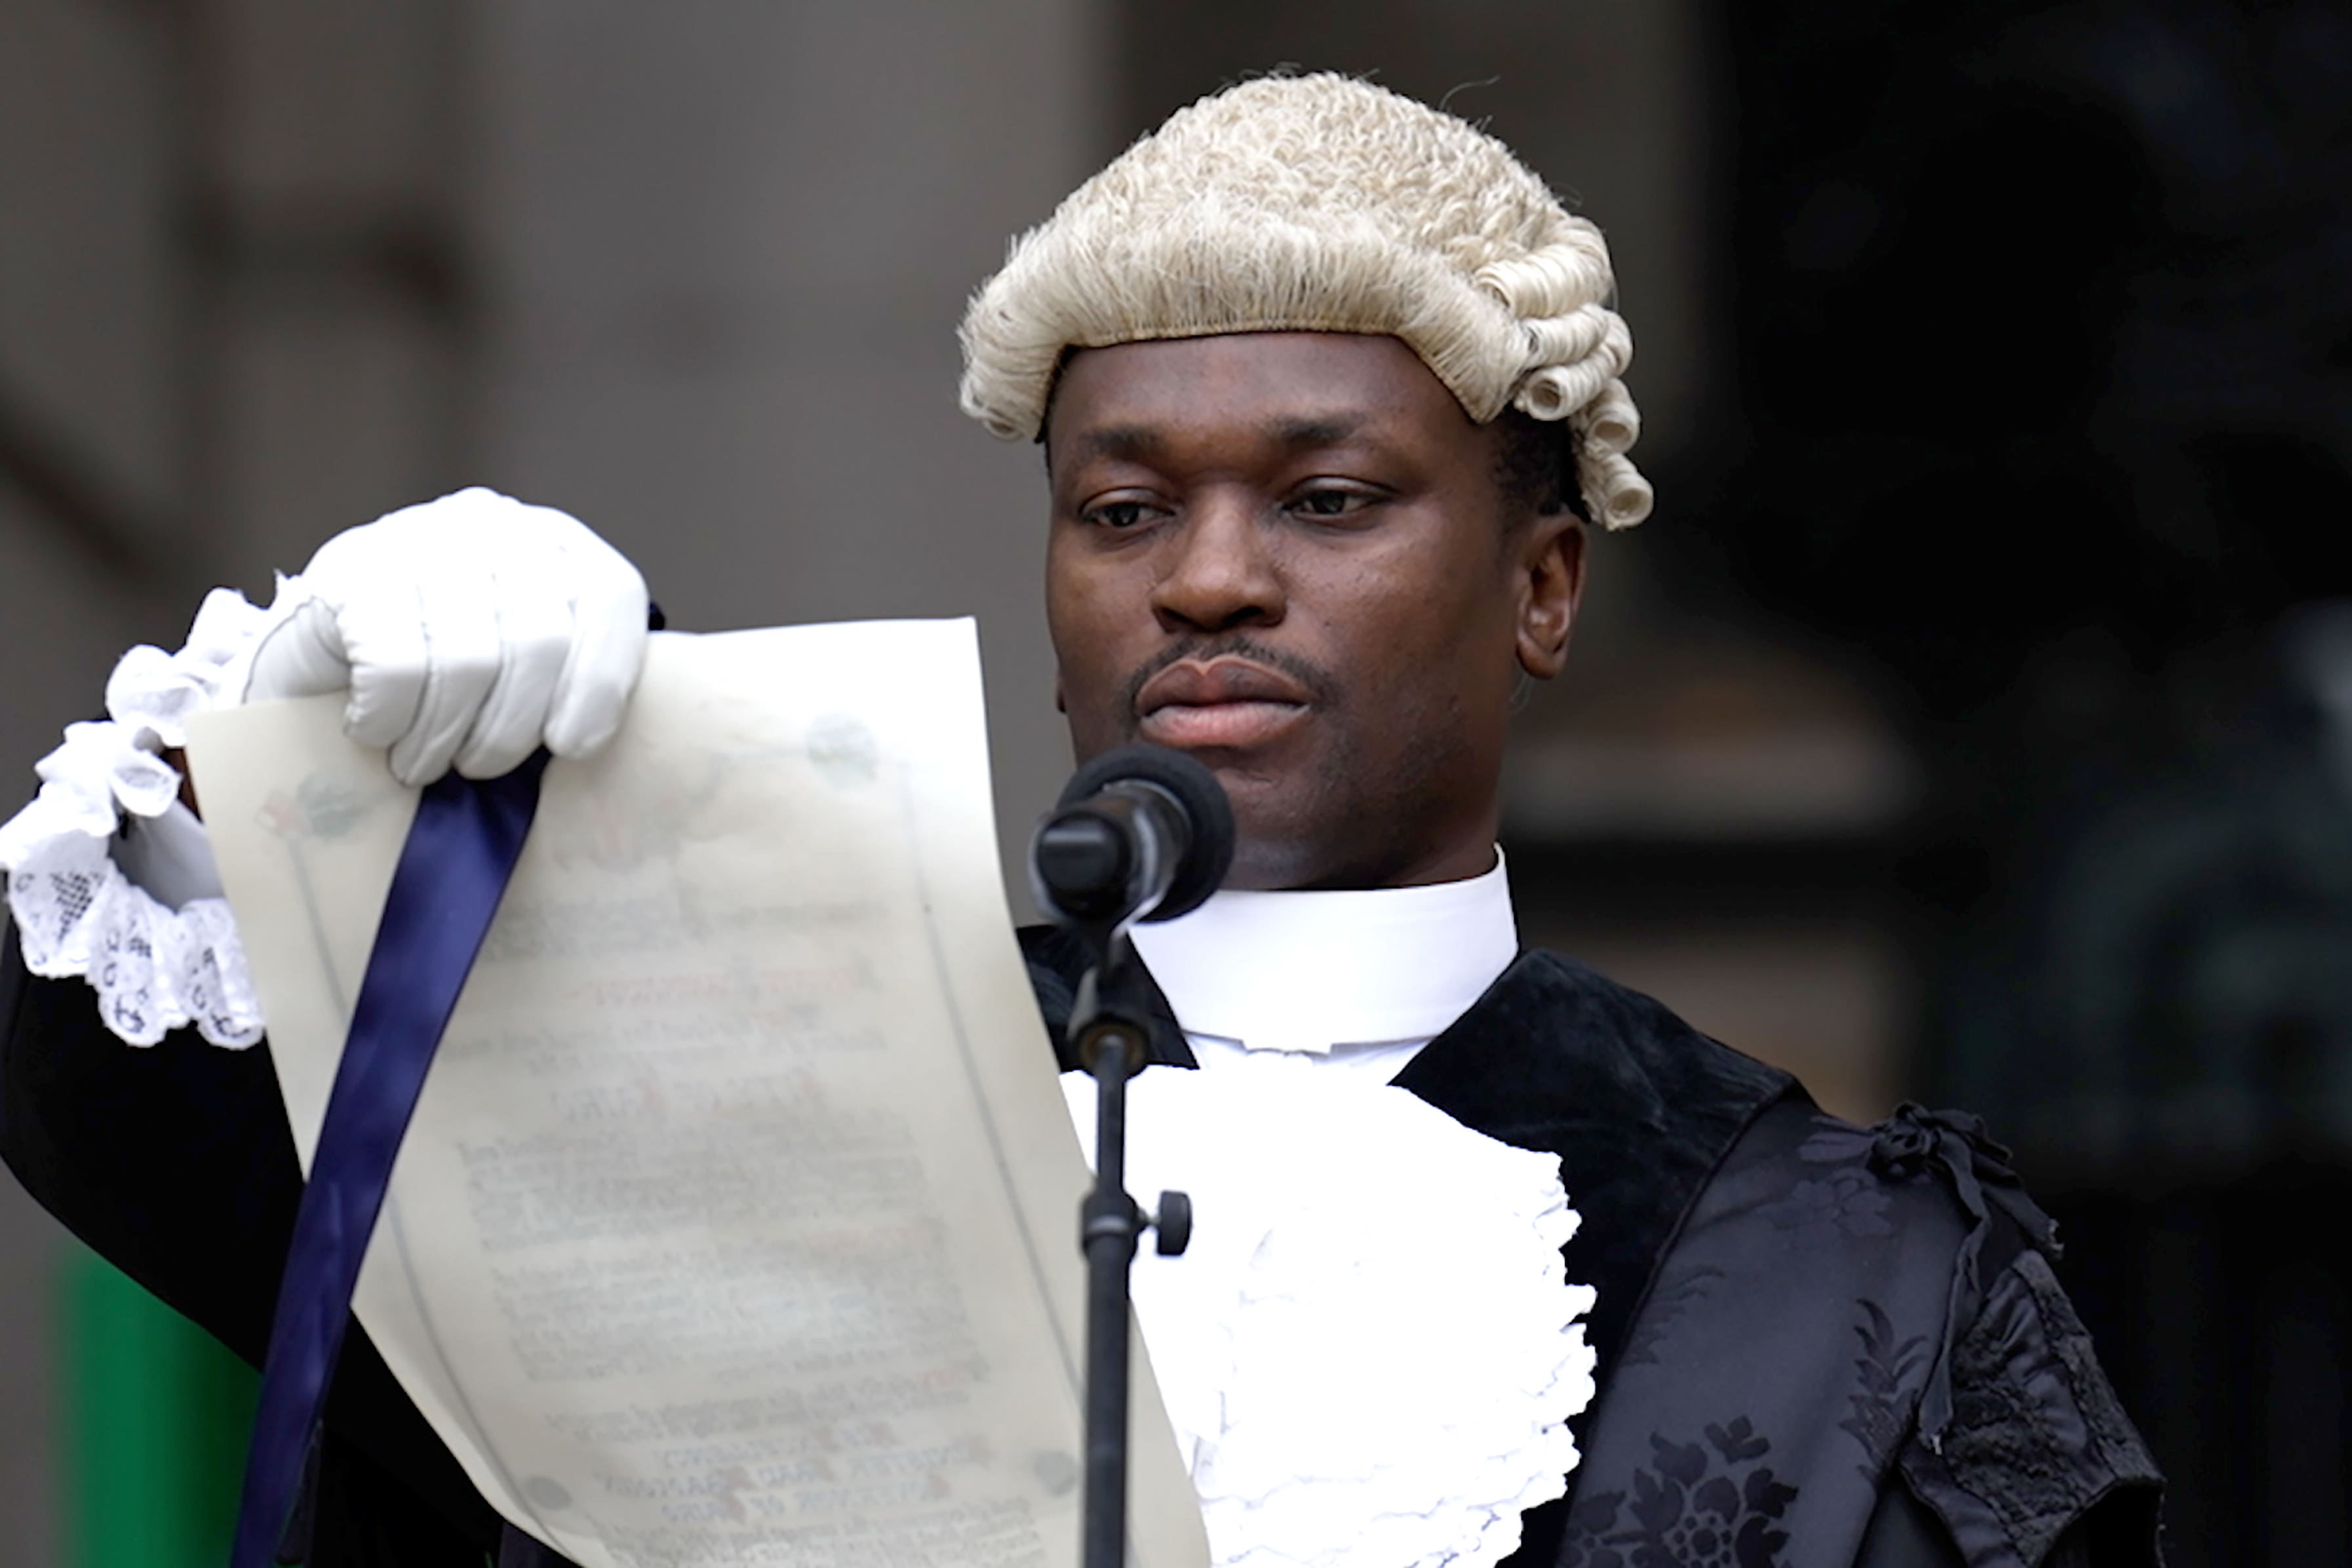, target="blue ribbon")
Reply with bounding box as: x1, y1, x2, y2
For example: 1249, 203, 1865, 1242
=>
232, 754, 550, 1568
